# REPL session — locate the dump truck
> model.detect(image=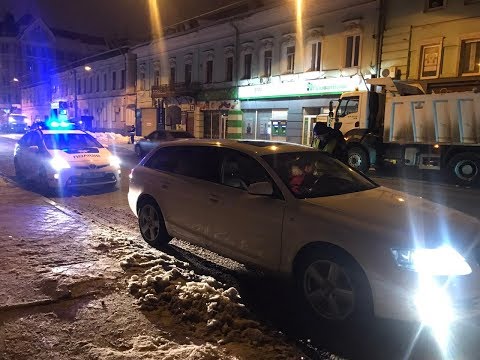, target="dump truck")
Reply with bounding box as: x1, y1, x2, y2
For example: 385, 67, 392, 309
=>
331, 78, 480, 185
